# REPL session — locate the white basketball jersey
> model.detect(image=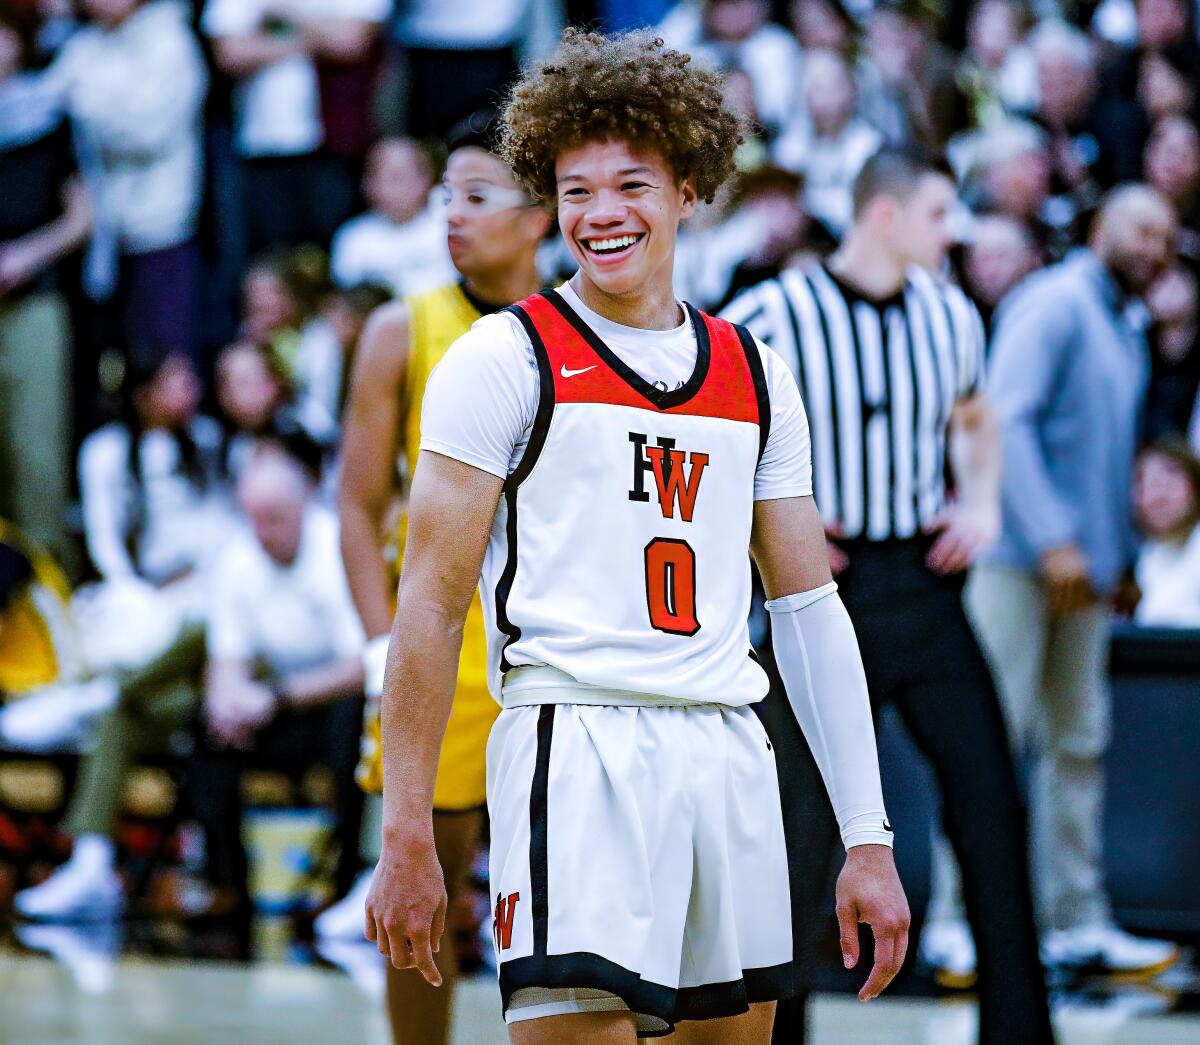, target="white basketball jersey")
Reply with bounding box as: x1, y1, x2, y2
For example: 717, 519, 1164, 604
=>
478, 289, 771, 708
